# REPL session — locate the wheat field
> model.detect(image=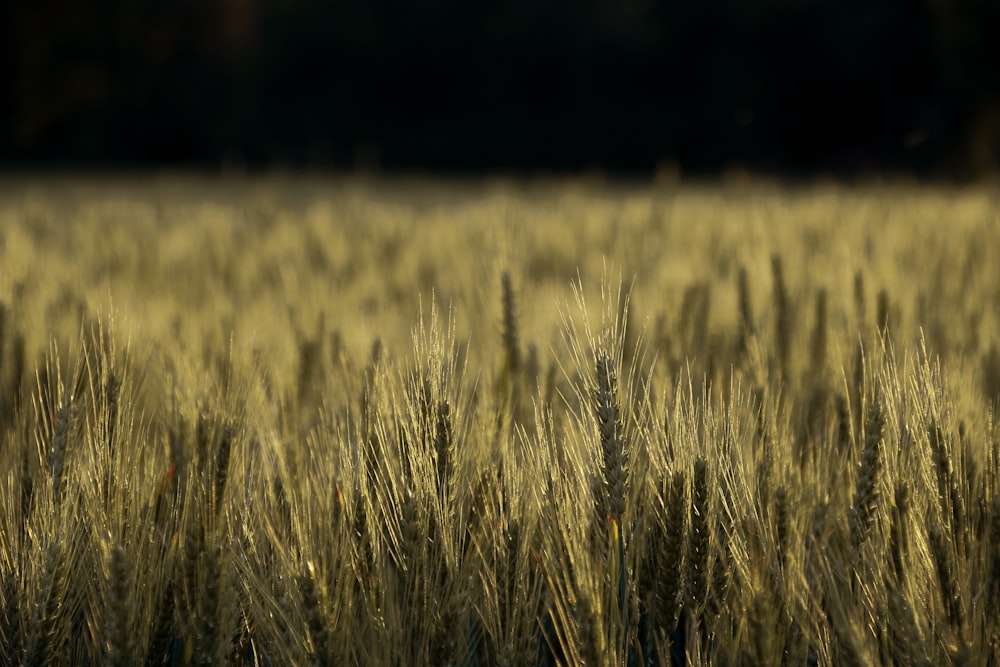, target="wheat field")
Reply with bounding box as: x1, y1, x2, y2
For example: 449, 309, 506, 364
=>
1, 175, 1000, 665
